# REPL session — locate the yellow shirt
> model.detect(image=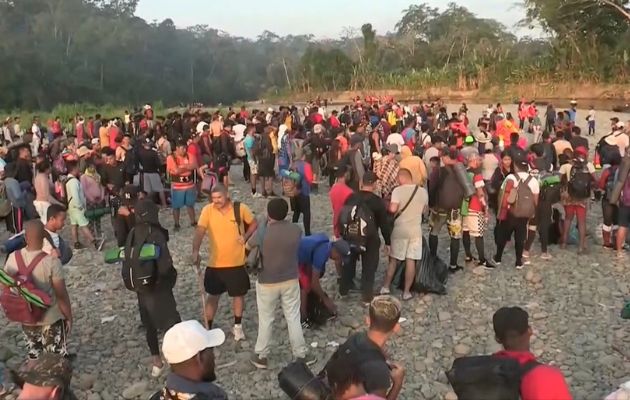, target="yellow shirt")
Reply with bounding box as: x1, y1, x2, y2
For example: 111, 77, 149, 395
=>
198, 202, 254, 268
